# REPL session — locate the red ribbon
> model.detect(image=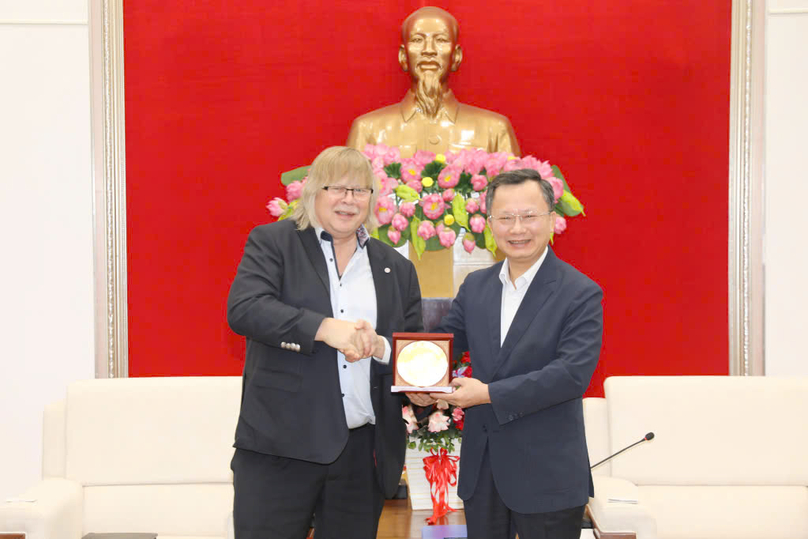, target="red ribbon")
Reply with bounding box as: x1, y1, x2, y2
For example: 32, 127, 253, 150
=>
422, 448, 460, 525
